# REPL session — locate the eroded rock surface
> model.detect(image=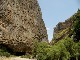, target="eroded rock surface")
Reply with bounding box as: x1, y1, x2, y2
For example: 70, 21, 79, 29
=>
53, 16, 73, 43
0, 0, 48, 54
